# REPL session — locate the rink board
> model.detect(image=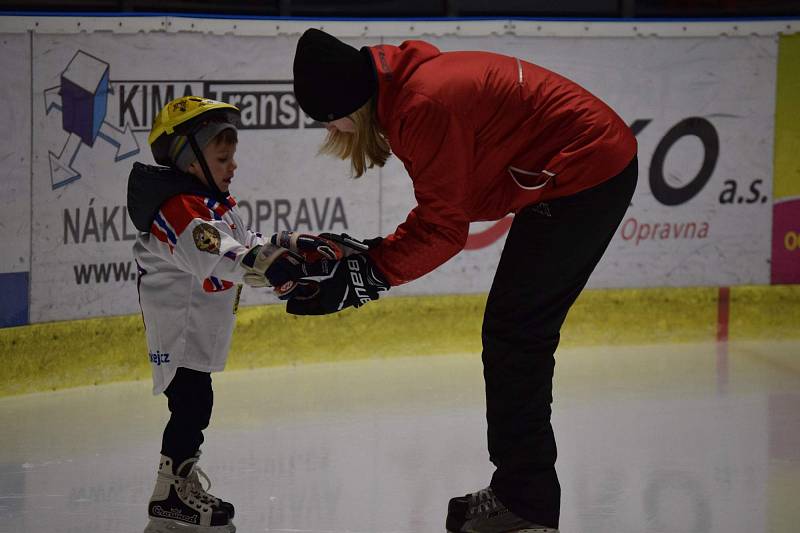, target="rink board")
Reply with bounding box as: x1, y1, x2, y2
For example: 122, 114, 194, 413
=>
1, 284, 798, 397
0, 18, 795, 325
